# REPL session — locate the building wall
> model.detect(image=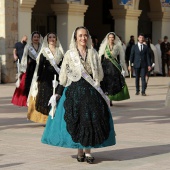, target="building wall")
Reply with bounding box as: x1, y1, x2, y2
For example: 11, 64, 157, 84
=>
0, 0, 18, 83
1, 0, 170, 83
